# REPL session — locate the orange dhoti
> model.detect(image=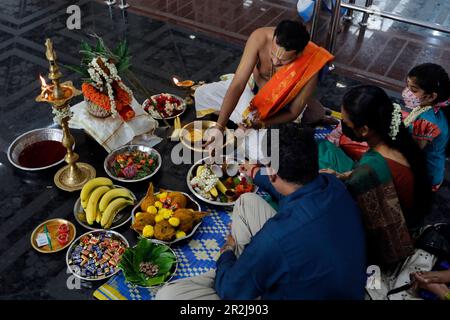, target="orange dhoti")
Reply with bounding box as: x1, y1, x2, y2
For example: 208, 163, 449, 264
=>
242, 42, 334, 125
